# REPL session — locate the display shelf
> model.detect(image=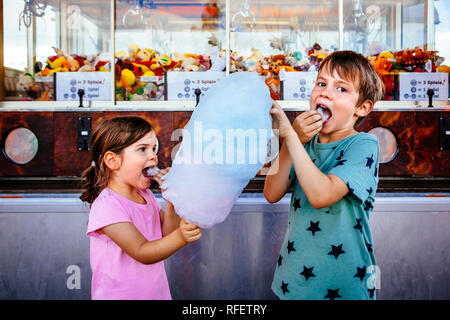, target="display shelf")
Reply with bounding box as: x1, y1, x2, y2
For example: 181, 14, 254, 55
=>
0, 99, 448, 112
